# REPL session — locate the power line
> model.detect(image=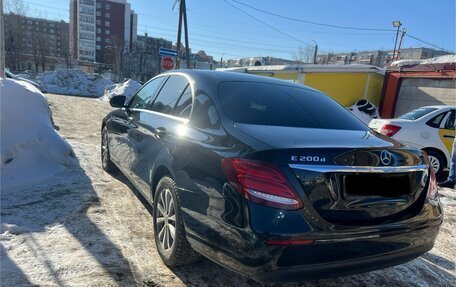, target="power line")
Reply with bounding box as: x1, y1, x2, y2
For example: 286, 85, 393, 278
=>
406, 33, 454, 53
222, 0, 314, 47
229, 0, 395, 32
